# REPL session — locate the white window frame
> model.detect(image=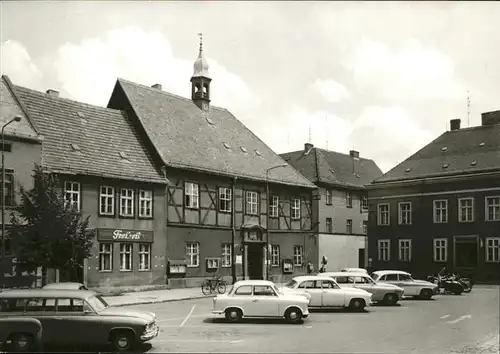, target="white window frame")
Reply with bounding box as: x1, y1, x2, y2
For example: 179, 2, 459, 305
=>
219, 187, 232, 213
377, 239, 390, 261
291, 198, 301, 220
398, 202, 412, 225
186, 242, 200, 267
246, 191, 258, 215
433, 199, 448, 223
485, 196, 500, 221
346, 219, 352, 234
325, 189, 332, 205
325, 217, 332, 233
221, 243, 232, 268
99, 186, 114, 215
293, 245, 303, 266
433, 238, 448, 262
119, 243, 133, 271
361, 196, 368, 212
346, 192, 352, 208
64, 181, 80, 211
485, 237, 500, 263
269, 195, 279, 218
398, 239, 412, 262
377, 203, 390, 226
363, 220, 368, 234
138, 190, 153, 218
98, 243, 112, 272
458, 197, 474, 222
185, 182, 199, 209
138, 243, 151, 271
271, 245, 280, 267
119, 188, 134, 217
